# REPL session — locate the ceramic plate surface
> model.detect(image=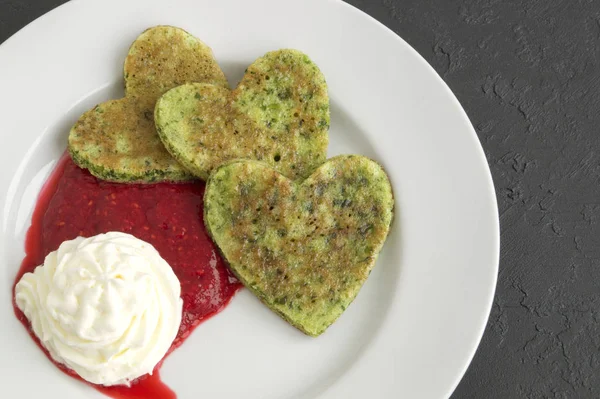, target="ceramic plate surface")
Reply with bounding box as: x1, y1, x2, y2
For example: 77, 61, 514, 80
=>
0, 0, 499, 397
